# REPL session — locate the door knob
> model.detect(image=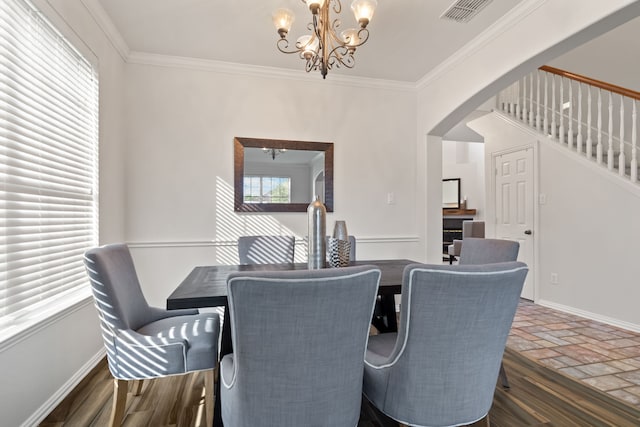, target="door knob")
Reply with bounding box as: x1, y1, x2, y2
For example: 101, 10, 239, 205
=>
524, 230, 532, 235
